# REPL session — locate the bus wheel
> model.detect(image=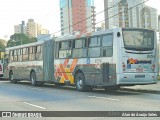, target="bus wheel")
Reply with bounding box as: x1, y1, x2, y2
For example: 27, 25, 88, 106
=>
30, 71, 37, 86
9, 71, 17, 83
75, 72, 88, 92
